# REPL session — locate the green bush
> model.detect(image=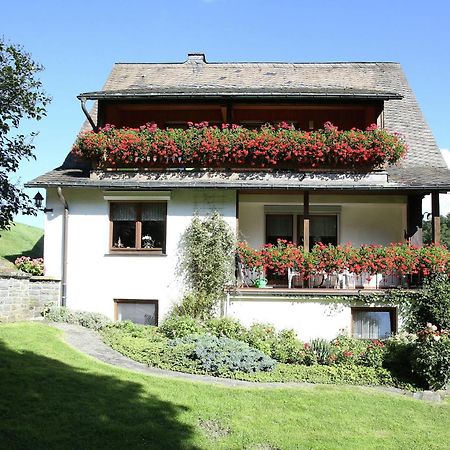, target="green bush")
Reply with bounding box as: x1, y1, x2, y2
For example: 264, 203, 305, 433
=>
205, 317, 246, 340
404, 275, 450, 332
42, 306, 110, 330
159, 315, 204, 339
411, 326, 450, 390
230, 362, 397, 386
310, 338, 333, 365
244, 323, 277, 356
270, 329, 309, 365
171, 293, 217, 320
171, 334, 277, 375
383, 332, 417, 379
